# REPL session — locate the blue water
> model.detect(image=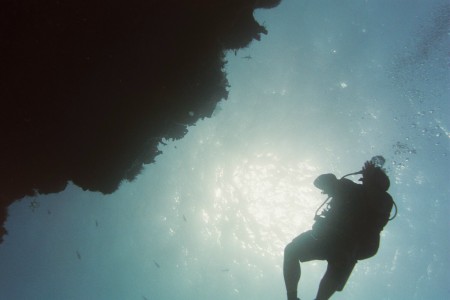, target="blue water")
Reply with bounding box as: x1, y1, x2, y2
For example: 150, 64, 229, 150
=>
1, 0, 449, 299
